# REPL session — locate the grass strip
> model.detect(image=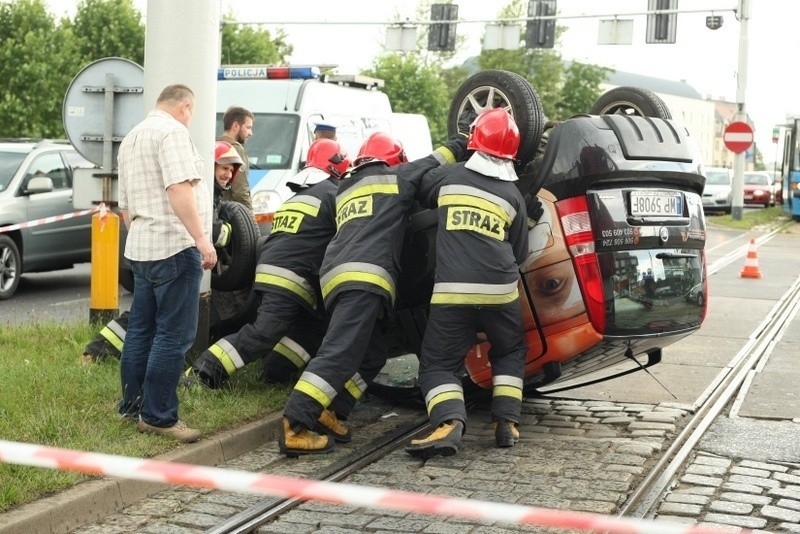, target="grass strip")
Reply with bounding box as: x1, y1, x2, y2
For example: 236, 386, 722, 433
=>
0, 320, 289, 513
